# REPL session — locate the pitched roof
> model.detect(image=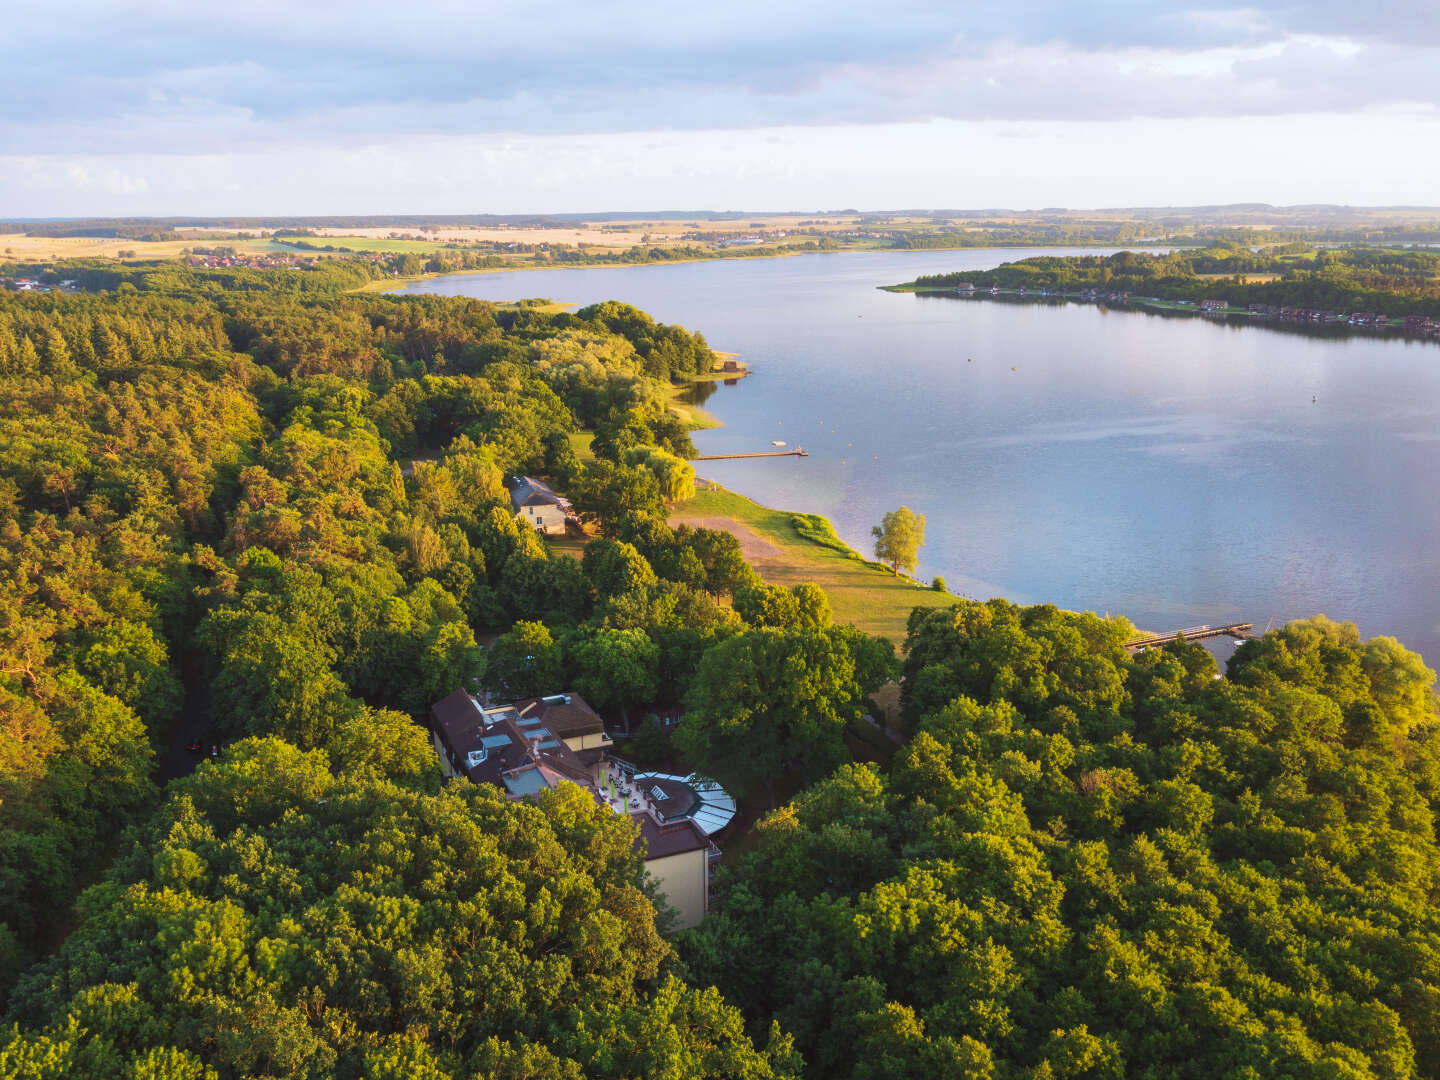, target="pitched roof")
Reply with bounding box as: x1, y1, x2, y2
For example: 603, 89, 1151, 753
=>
635, 814, 710, 859
430, 691, 713, 865
514, 693, 605, 739
510, 476, 570, 510
429, 692, 591, 789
